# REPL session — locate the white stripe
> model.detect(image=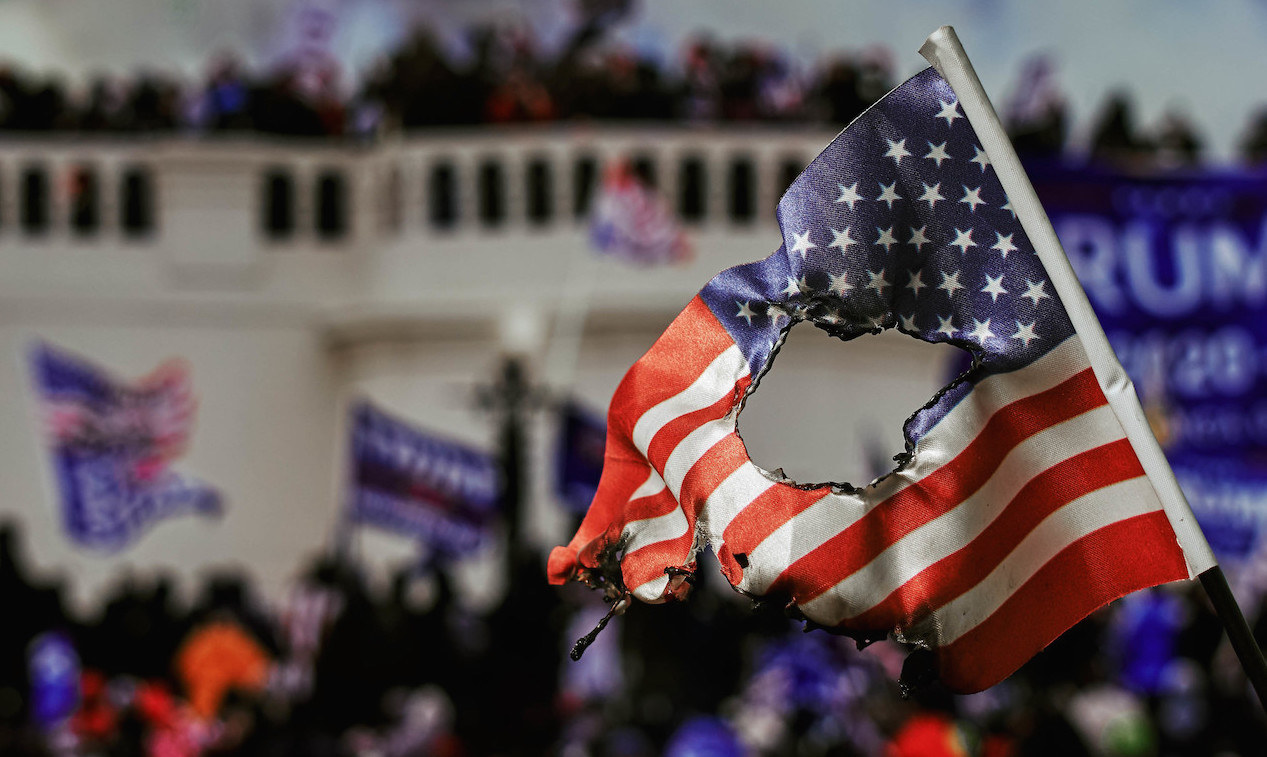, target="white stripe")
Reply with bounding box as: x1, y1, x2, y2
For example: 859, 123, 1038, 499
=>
630, 345, 748, 456
631, 574, 671, 603
800, 404, 1127, 625
736, 336, 1093, 595
622, 506, 689, 555
698, 462, 778, 550
662, 419, 735, 498
924, 476, 1161, 646
629, 468, 667, 502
